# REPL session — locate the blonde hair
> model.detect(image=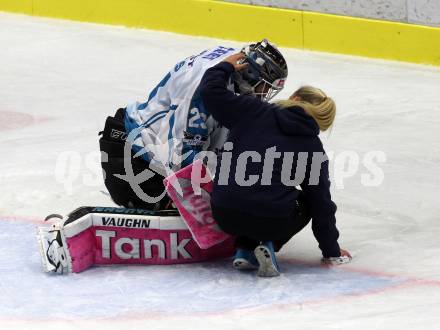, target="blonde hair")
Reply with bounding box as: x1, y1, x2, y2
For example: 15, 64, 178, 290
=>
275, 86, 336, 131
